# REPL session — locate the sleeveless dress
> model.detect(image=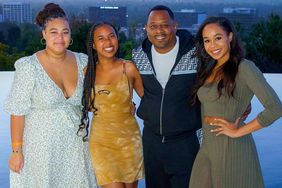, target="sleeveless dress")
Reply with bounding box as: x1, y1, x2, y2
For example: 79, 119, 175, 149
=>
89, 62, 144, 186
189, 59, 282, 188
